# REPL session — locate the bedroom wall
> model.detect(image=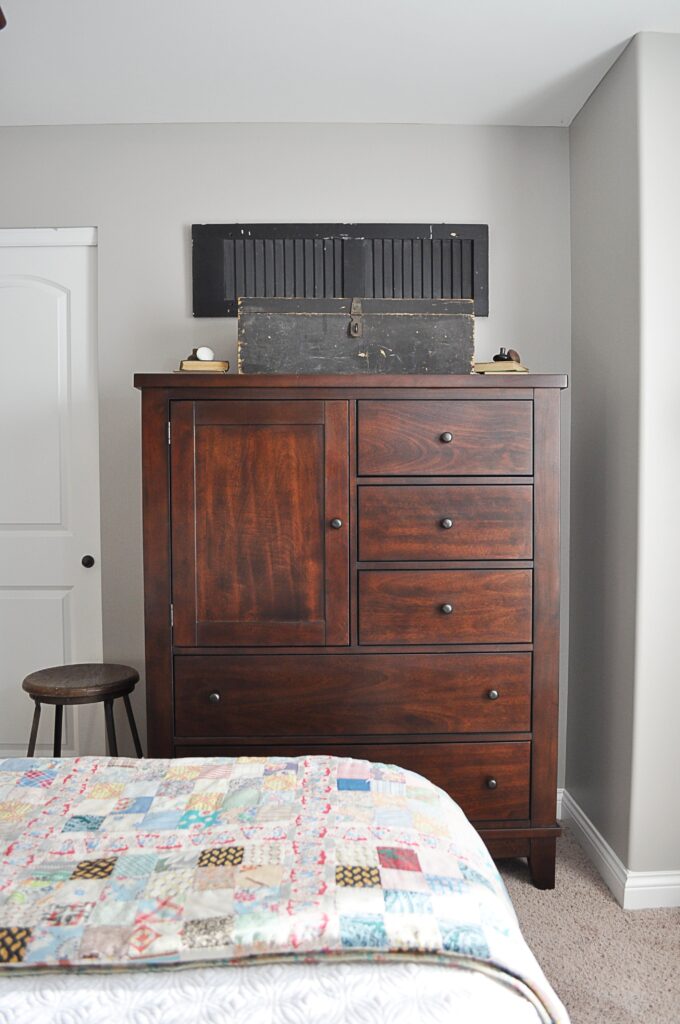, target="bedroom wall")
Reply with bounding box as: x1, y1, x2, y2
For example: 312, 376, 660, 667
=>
0, 123, 572, 764
568, 40, 640, 864
569, 33, 680, 877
